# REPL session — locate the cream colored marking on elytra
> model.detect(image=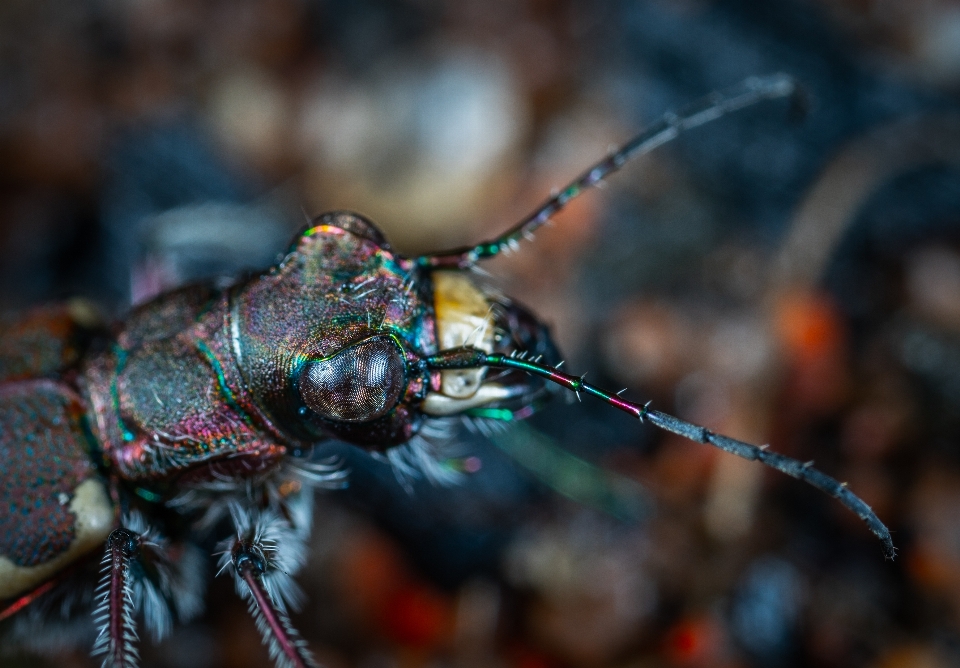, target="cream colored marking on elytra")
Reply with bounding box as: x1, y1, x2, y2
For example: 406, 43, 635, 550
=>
432, 270, 495, 399
0, 478, 116, 599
